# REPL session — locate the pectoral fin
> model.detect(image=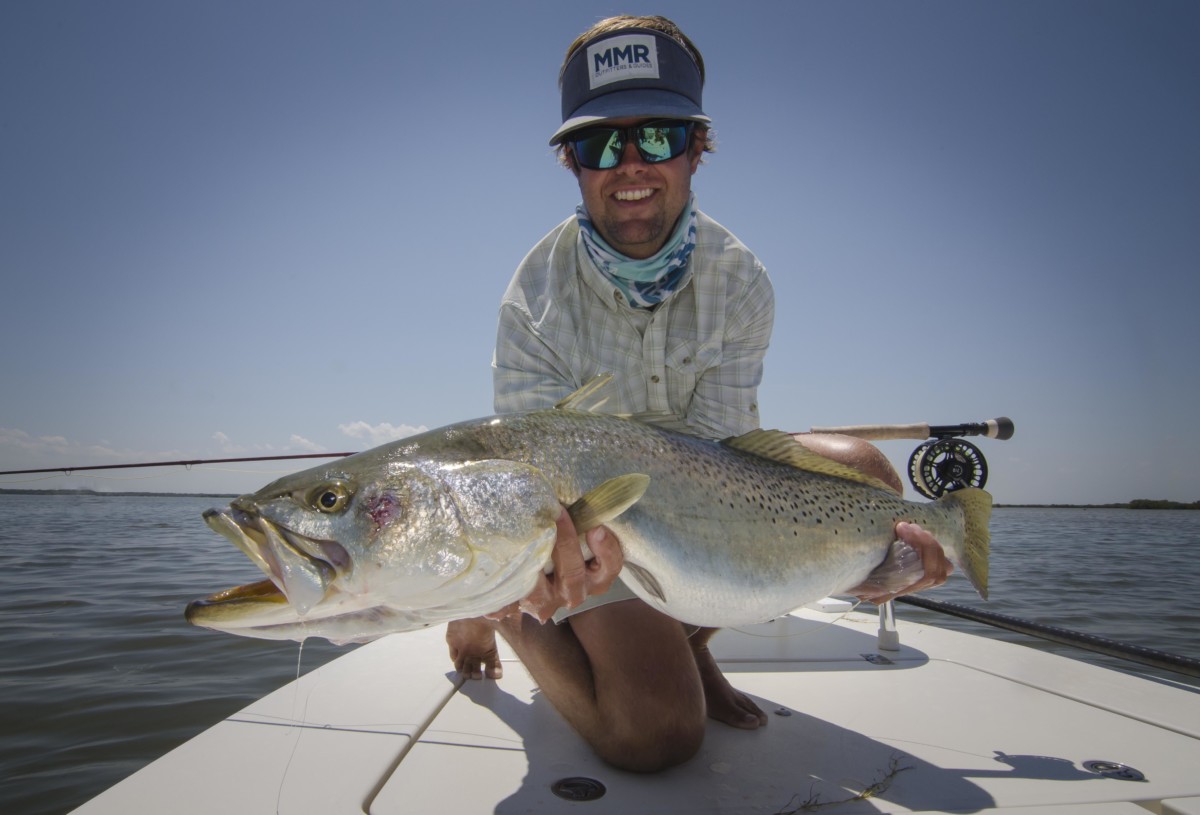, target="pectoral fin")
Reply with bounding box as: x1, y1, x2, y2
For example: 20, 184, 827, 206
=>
624, 562, 667, 604
565, 473, 650, 533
